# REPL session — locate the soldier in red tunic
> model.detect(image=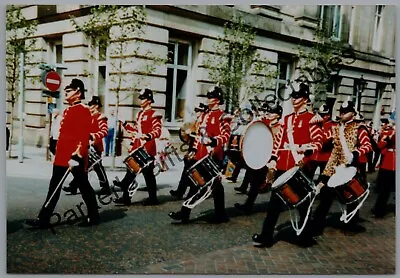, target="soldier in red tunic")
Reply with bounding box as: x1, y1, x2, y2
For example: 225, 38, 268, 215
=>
169, 103, 208, 200
168, 86, 232, 224
113, 88, 162, 206
308, 104, 336, 181
234, 104, 284, 214
310, 100, 372, 236
354, 112, 371, 183
63, 96, 111, 195
252, 83, 324, 248
25, 79, 100, 228
371, 118, 396, 218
